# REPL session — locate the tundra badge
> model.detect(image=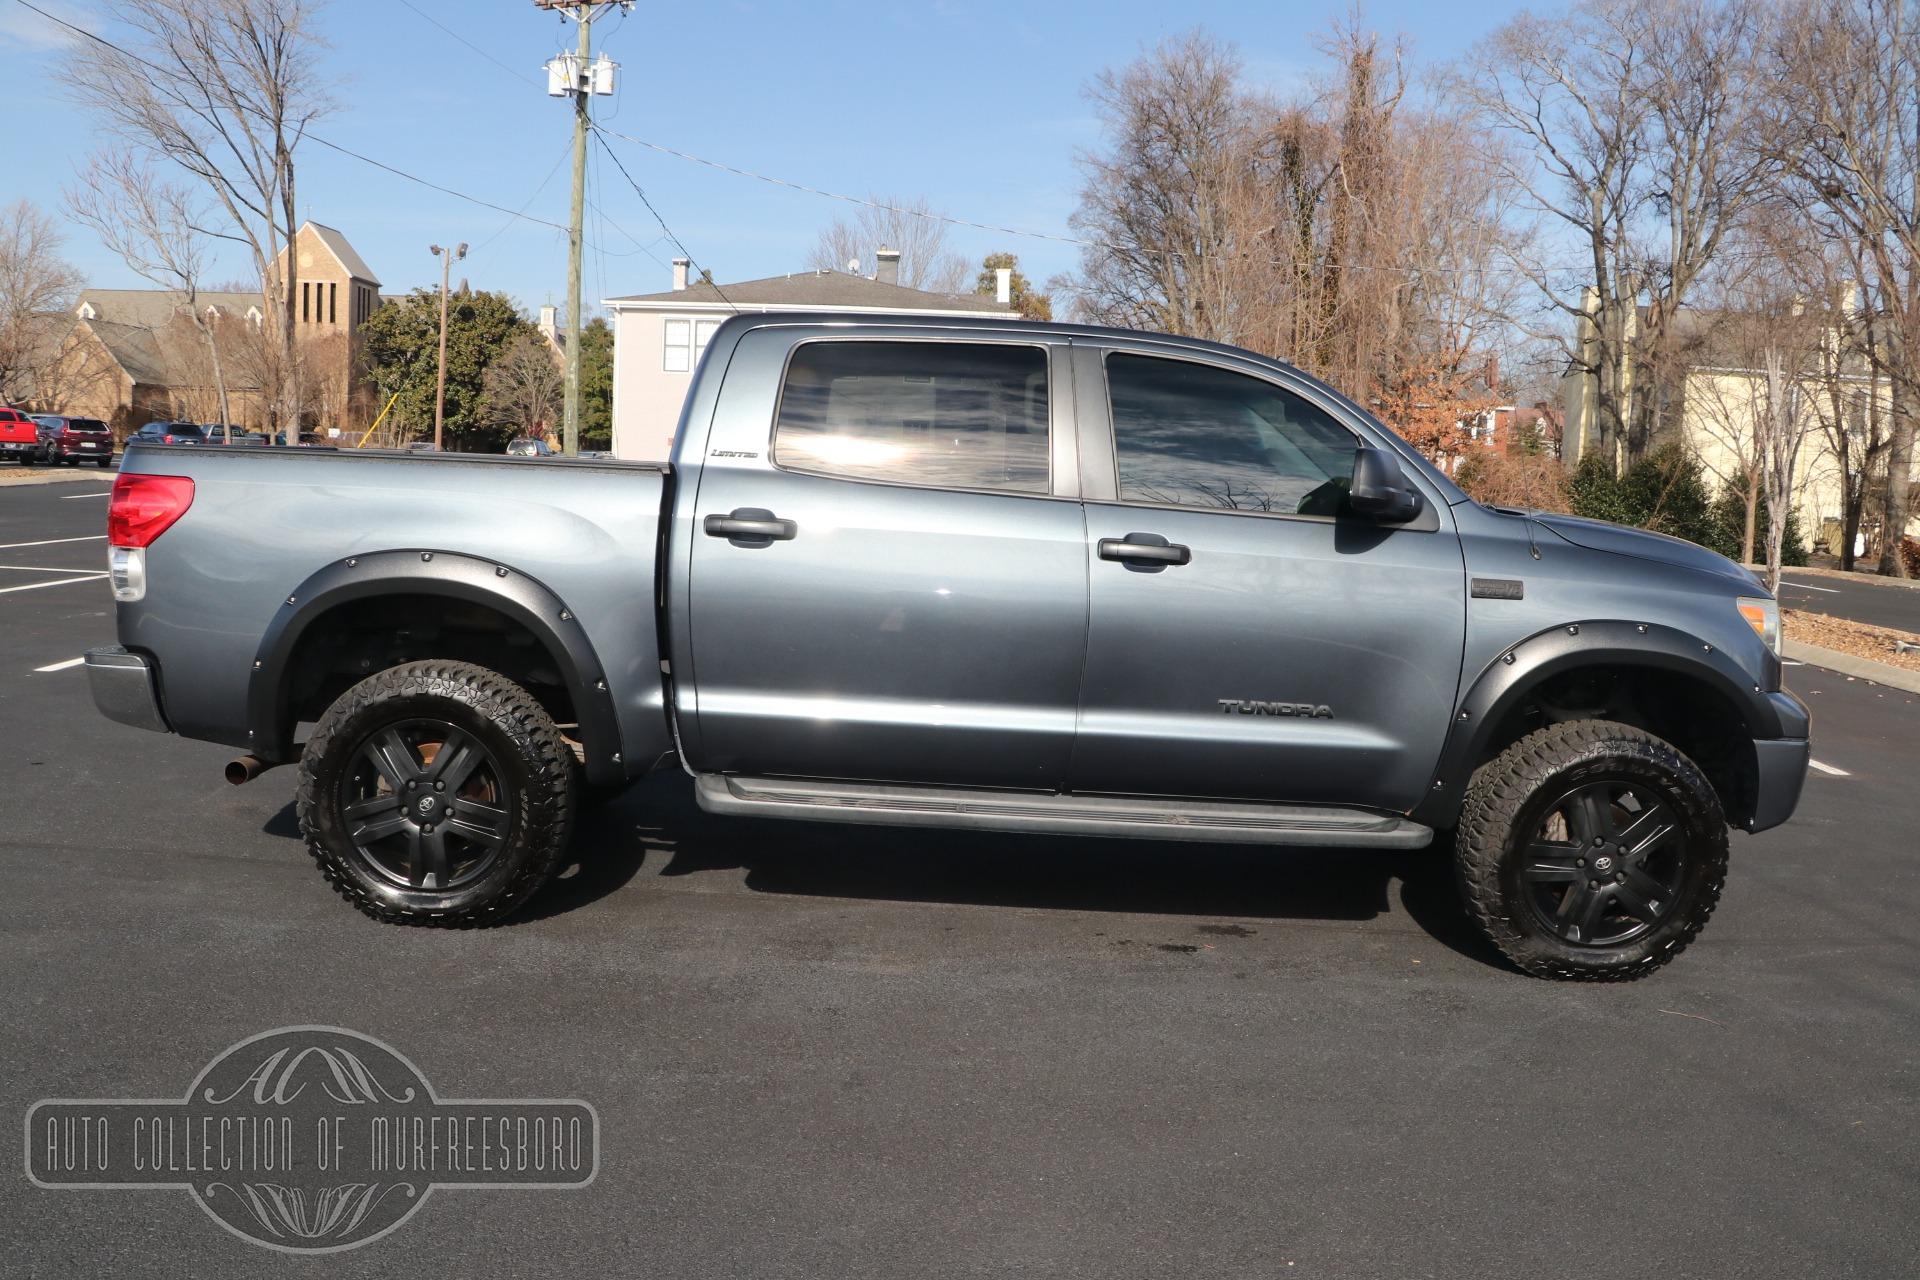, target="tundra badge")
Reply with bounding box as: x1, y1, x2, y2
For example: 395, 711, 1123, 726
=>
1218, 699, 1333, 718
